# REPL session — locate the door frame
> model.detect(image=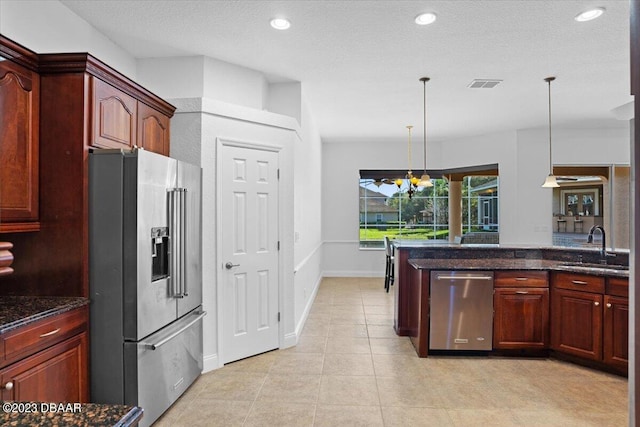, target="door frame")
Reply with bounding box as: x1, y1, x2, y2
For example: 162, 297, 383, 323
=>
215, 137, 283, 365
